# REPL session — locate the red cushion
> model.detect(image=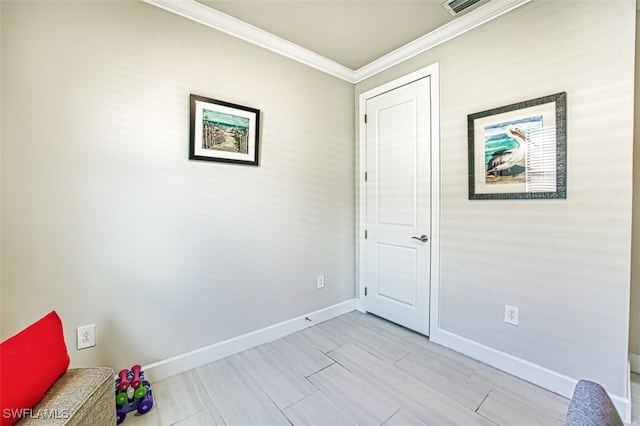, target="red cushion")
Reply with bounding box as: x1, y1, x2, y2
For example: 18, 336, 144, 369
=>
0, 311, 70, 426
